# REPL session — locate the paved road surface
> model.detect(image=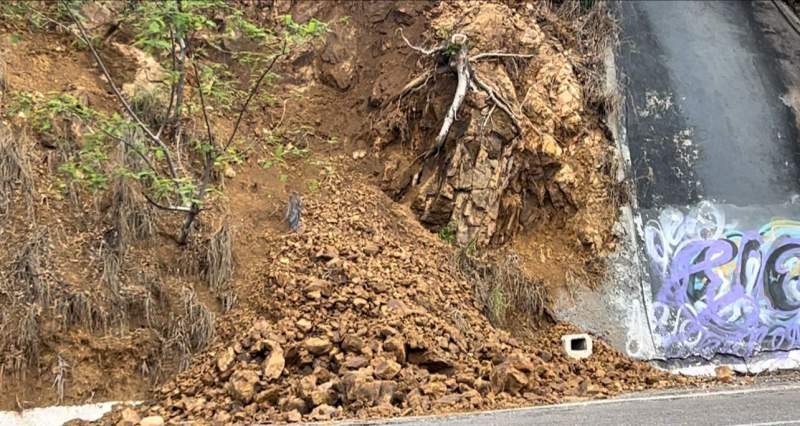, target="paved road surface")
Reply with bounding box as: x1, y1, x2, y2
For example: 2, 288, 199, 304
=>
355, 385, 800, 426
